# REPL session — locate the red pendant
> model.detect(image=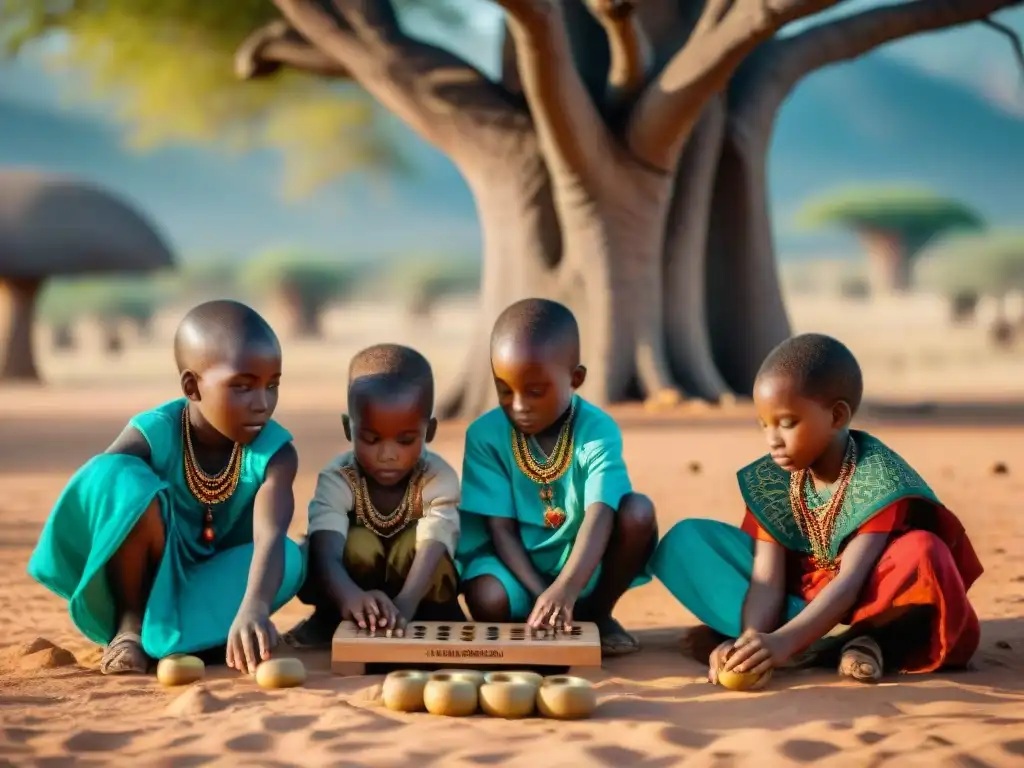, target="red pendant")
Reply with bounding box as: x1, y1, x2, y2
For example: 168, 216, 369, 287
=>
544, 506, 566, 529
202, 526, 215, 543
